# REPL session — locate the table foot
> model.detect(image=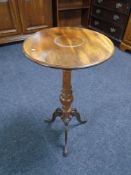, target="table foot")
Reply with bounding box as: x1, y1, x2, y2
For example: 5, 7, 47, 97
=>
45, 107, 87, 156
71, 108, 87, 124
45, 108, 62, 123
